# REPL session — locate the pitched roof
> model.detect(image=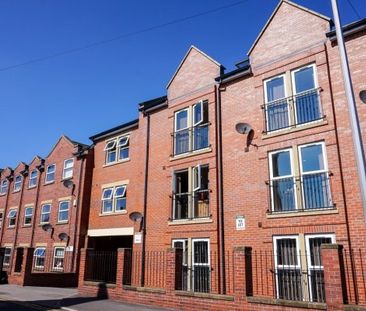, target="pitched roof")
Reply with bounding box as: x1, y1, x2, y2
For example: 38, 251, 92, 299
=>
89, 119, 139, 142
138, 96, 167, 112
326, 17, 366, 39
247, 0, 330, 56
46, 135, 89, 158
166, 45, 222, 89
